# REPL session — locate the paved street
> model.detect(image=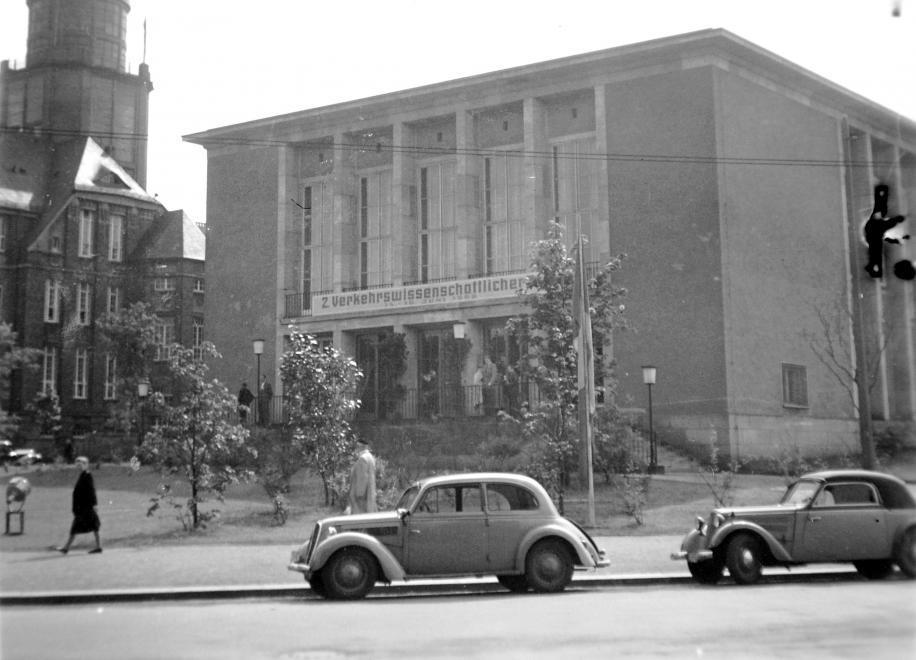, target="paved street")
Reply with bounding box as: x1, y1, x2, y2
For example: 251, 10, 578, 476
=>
3, 579, 914, 659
